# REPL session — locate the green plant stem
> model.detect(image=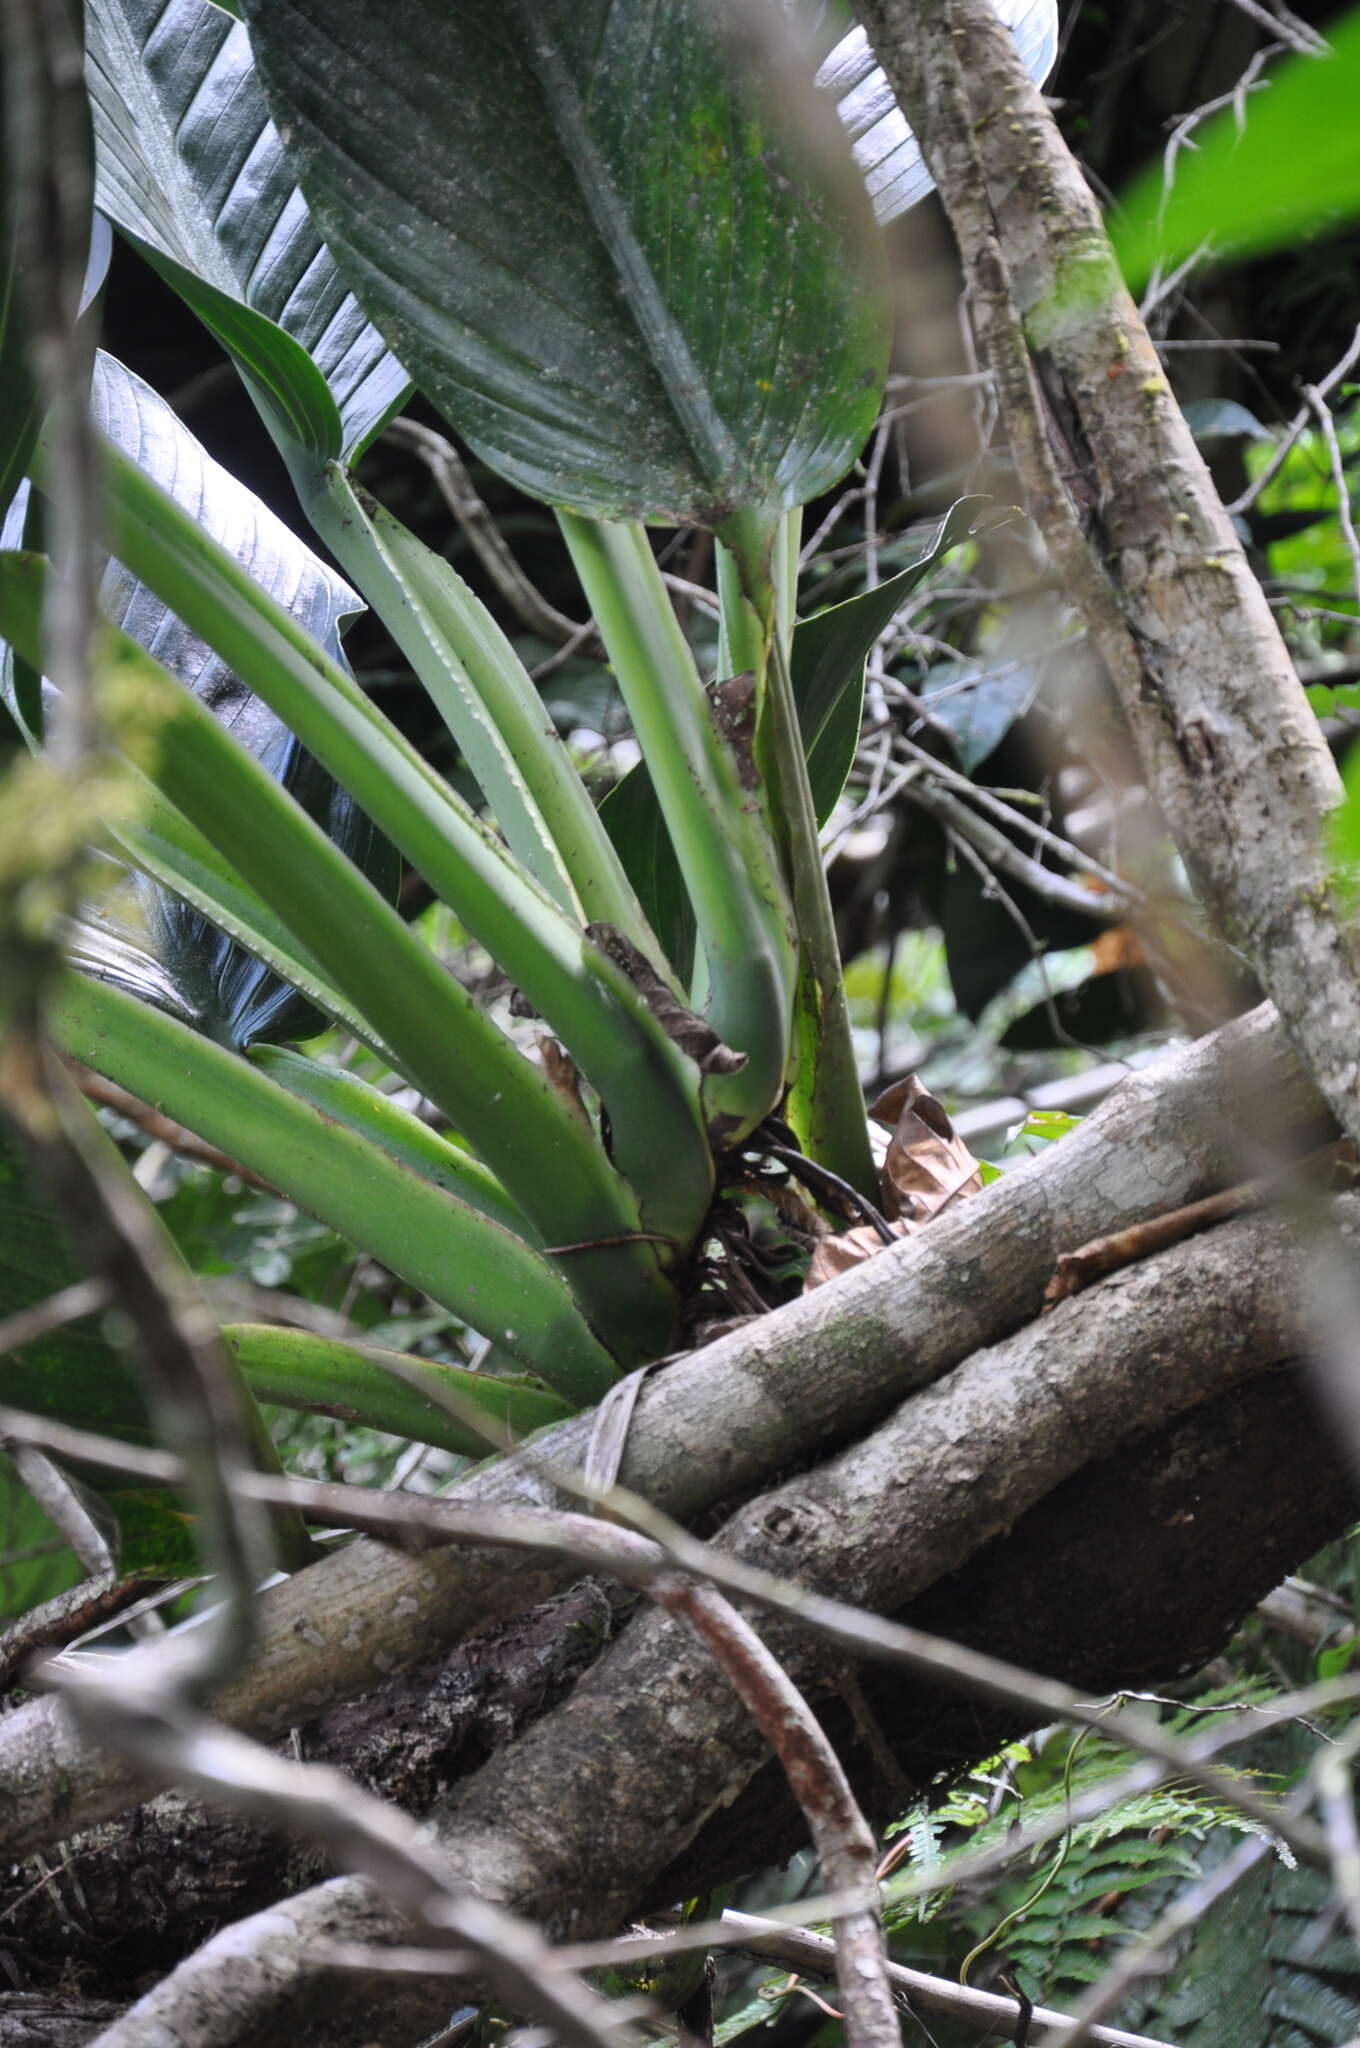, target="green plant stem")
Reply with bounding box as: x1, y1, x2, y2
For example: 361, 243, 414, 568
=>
558, 510, 795, 1130
720, 512, 875, 1197
767, 629, 876, 1195
50, 973, 622, 1402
